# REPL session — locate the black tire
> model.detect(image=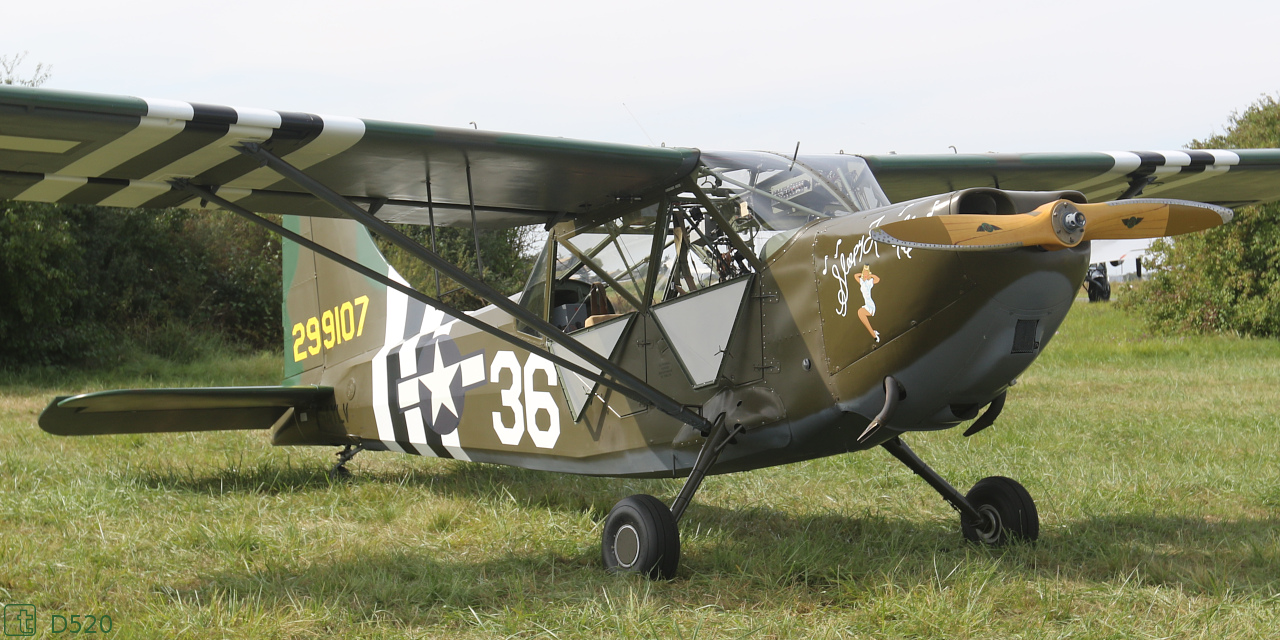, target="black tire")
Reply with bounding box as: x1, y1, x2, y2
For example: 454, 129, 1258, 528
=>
601, 494, 680, 579
1086, 277, 1110, 302
961, 476, 1038, 545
